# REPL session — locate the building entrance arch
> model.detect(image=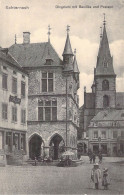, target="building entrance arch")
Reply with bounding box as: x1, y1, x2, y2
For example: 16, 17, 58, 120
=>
29, 134, 43, 160
49, 134, 65, 160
